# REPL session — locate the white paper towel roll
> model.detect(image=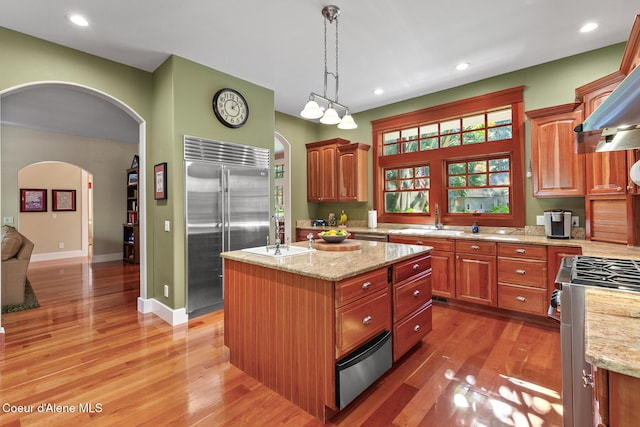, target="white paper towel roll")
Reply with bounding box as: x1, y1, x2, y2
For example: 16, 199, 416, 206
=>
368, 210, 378, 229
